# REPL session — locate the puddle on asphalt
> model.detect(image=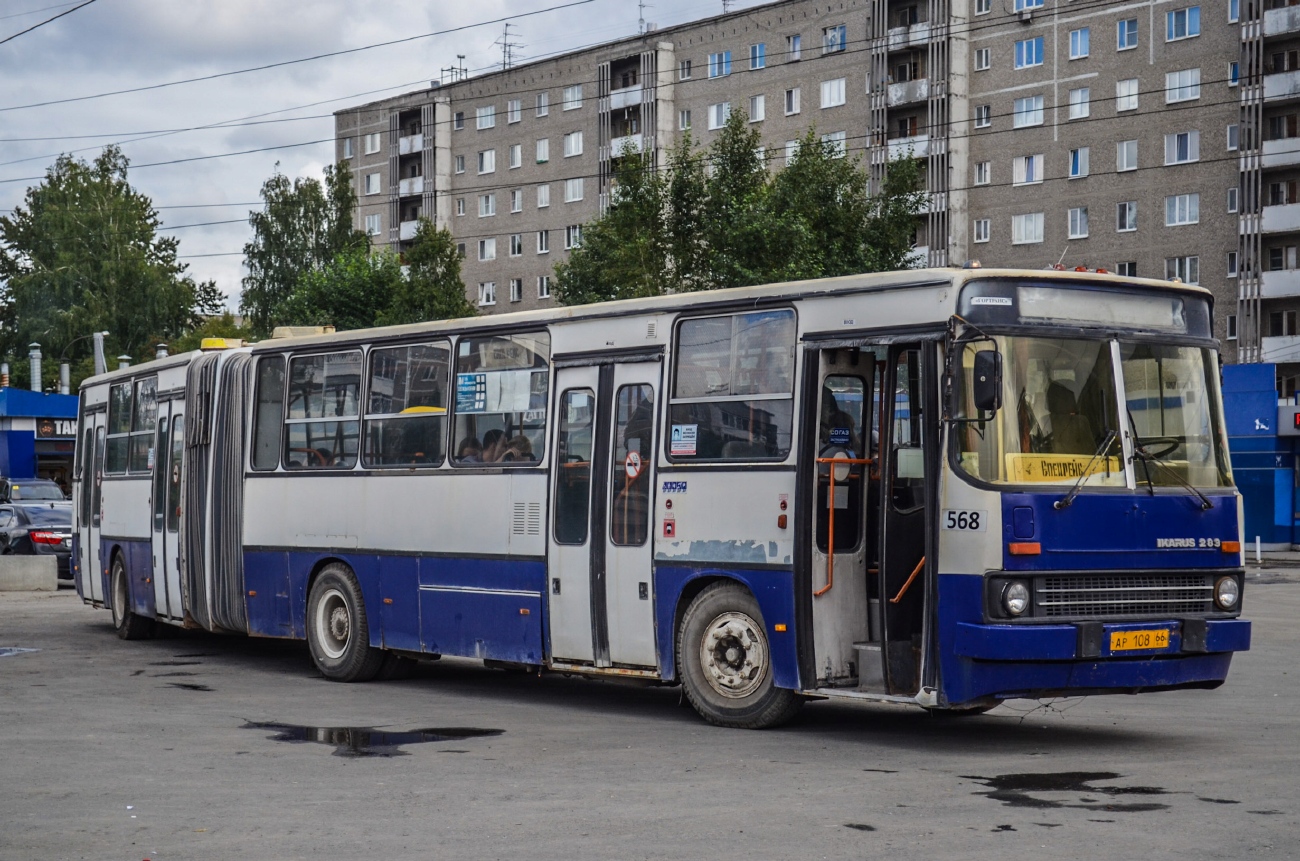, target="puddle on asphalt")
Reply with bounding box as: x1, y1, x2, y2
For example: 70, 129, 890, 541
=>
964, 772, 1171, 812
241, 721, 504, 757
842, 823, 876, 832
0, 647, 39, 658
168, 682, 213, 691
